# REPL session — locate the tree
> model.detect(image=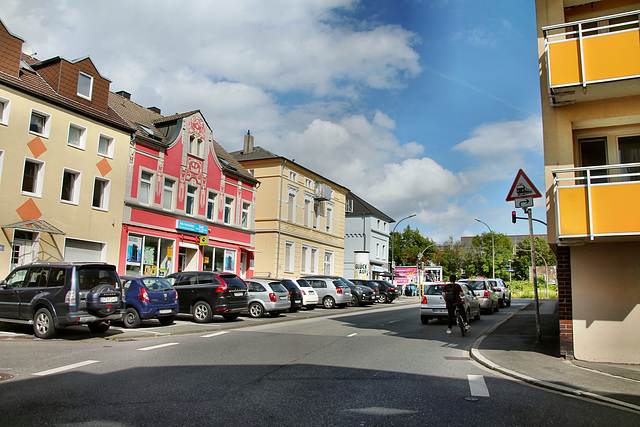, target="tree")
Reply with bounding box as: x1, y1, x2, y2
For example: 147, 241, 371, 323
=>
435, 237, 464, 278
514, 236, 556, 280
389, 226, 435, 267
467, 232, 514, 280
